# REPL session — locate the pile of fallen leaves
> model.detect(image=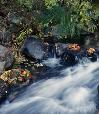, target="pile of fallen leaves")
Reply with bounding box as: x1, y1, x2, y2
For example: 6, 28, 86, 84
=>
68, 44, 81, 51
87, 48, 95, 55
0, 69, 33, 85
